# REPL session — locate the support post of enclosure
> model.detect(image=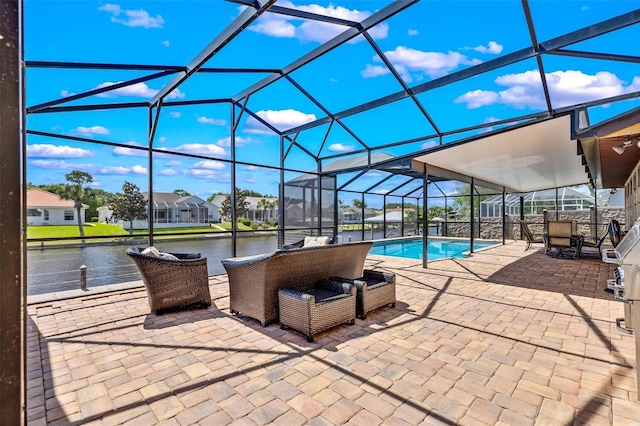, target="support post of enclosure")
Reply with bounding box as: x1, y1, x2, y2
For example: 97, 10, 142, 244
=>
422, 163, 428, 269
0, 0, 25, 422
